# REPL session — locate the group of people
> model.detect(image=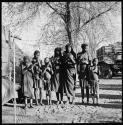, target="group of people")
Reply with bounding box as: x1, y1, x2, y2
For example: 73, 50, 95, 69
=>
20, 43, 100, 109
